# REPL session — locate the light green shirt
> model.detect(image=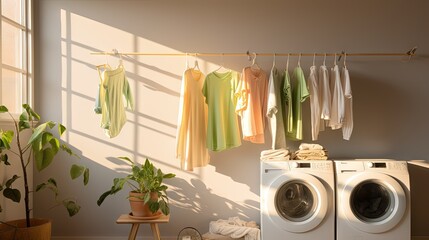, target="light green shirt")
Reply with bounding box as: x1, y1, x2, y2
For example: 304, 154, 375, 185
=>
287, 67, 309, 141
100, 64, 134, 138
202, 71, 241, 151
283, 70, 293, 134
